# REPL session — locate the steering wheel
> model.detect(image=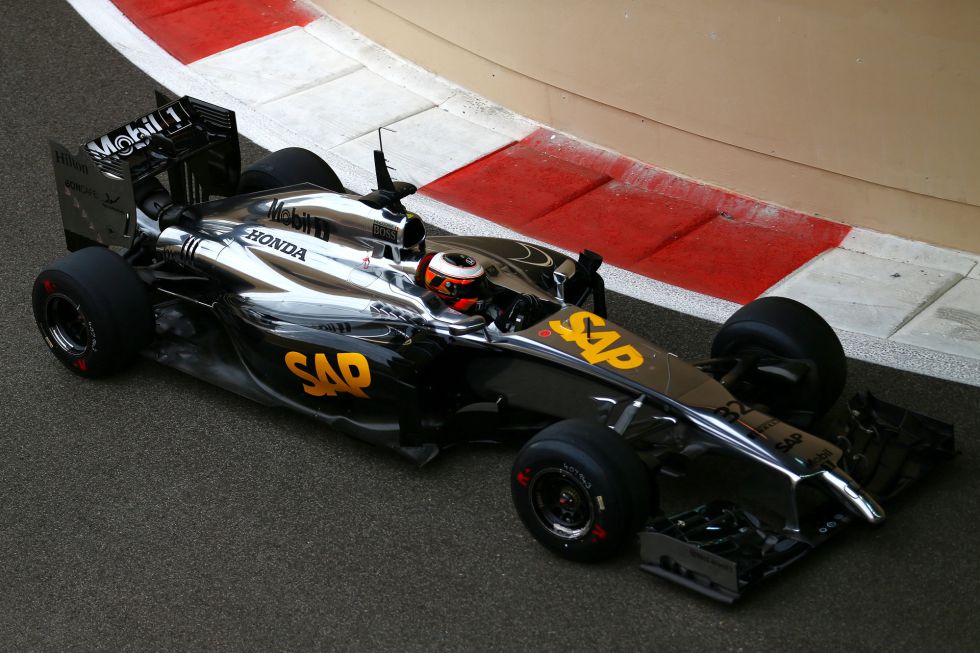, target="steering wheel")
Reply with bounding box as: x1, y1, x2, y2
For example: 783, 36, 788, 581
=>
496, 294, 539, 332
